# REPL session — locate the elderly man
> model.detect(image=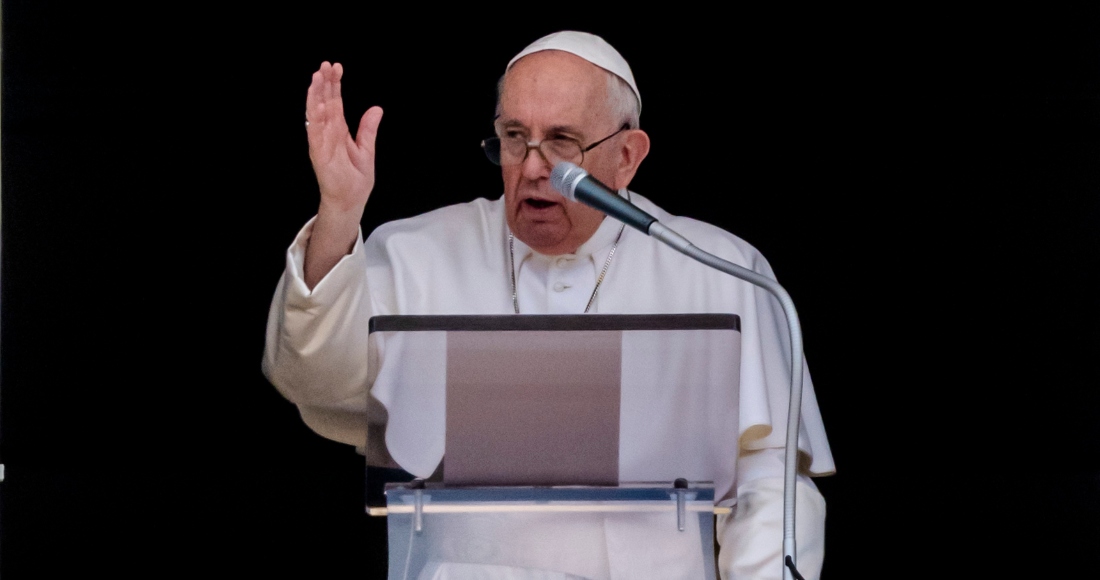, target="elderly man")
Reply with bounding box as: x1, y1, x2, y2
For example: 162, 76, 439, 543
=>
264, 31, 834, 580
